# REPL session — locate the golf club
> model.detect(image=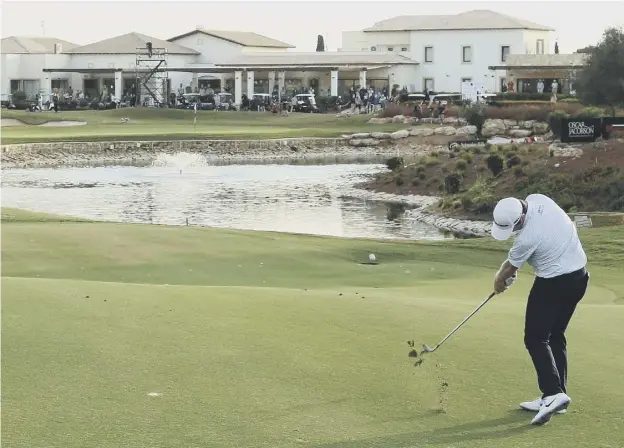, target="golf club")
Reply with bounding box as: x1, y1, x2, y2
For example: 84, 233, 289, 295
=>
422, 291, 496, 353
421, 276, 517, 353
